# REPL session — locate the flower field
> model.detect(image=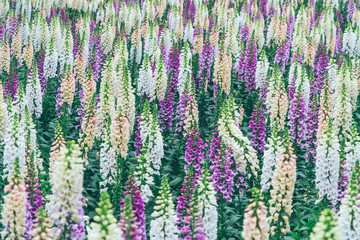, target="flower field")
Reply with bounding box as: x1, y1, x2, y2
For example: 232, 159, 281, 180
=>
1, 0, 360, 239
